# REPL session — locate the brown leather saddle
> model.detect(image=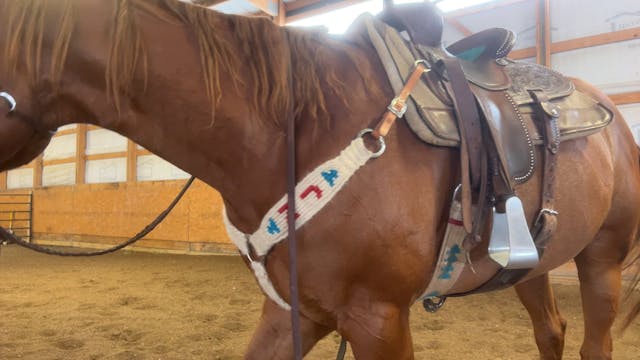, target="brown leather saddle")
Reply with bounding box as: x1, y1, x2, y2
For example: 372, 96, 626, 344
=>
374, 2, 614, 291
377, 2, 610, 180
